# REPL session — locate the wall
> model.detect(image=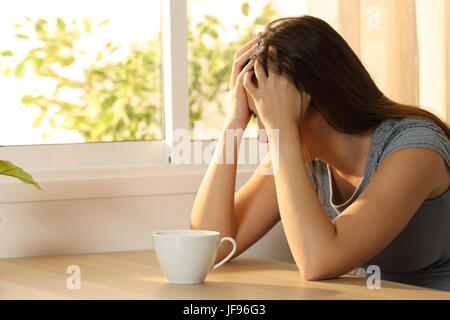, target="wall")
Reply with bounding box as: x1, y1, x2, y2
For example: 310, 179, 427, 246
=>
0, 169, 294, 263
